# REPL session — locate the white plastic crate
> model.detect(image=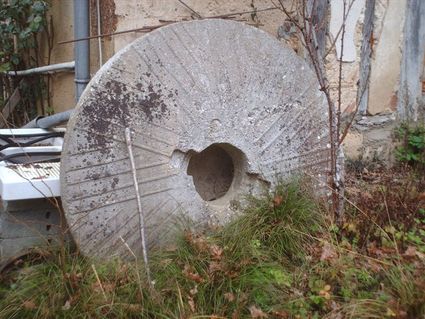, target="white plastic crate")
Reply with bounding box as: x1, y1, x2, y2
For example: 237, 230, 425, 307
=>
0, 128, 64, 200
